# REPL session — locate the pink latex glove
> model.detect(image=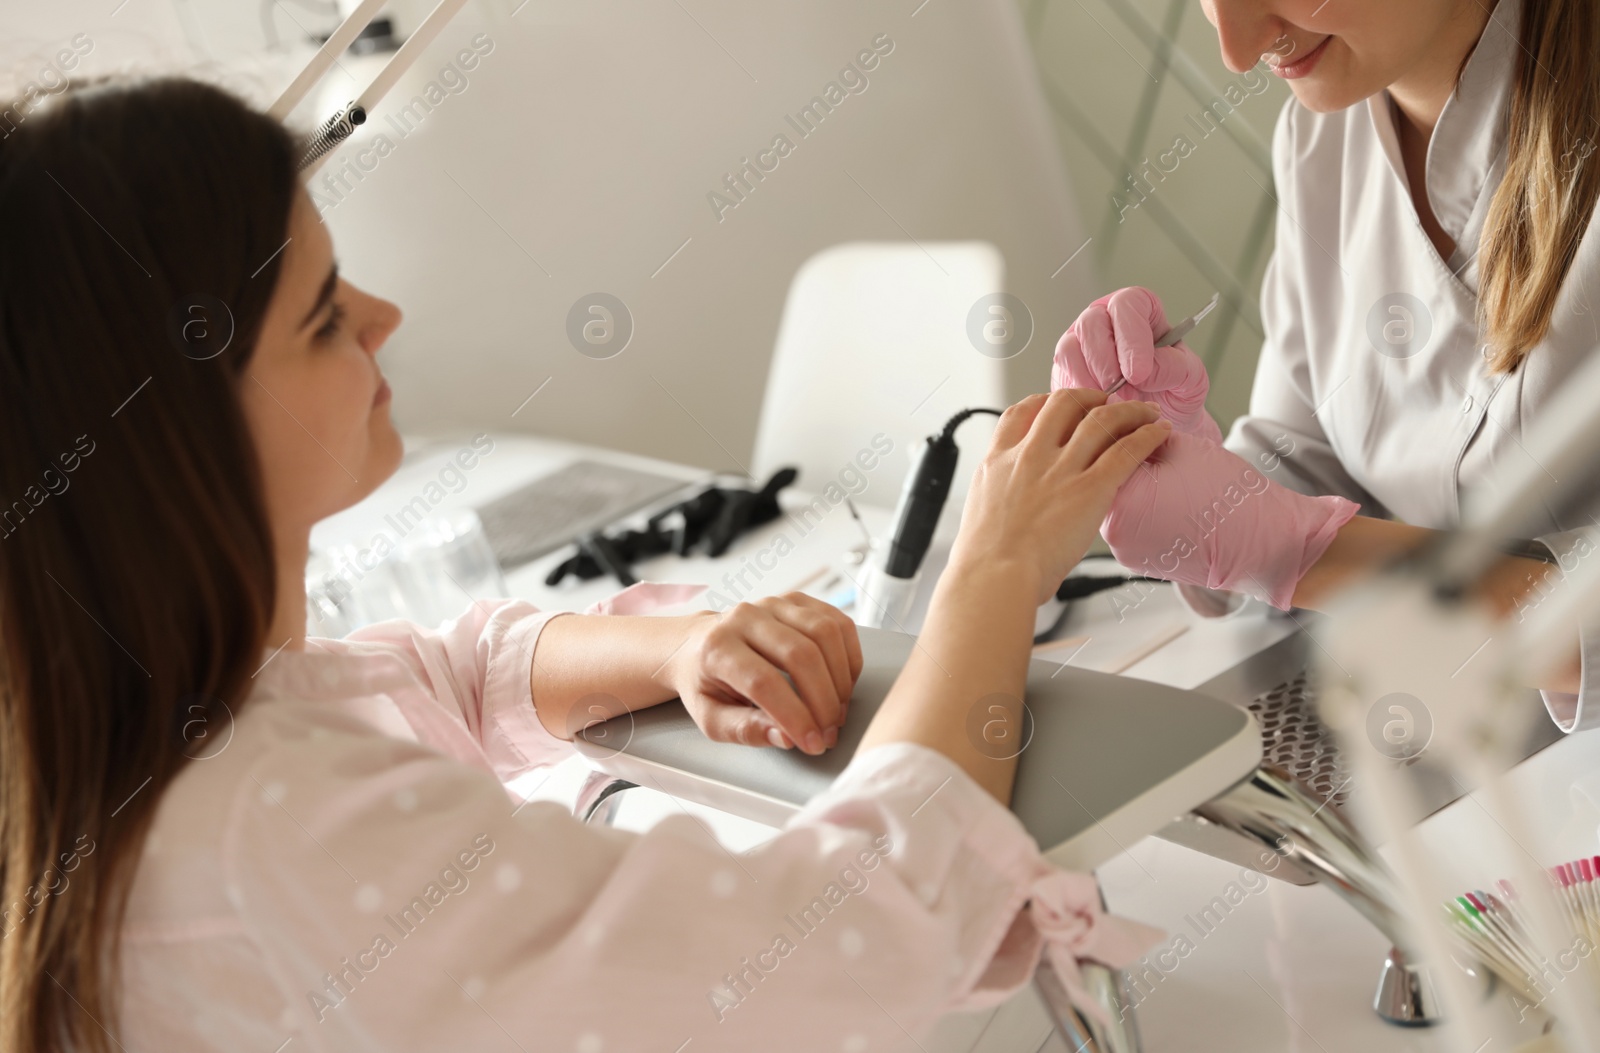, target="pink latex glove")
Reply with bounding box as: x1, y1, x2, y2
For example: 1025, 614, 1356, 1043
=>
1052, 287, 1222, 444
1102, 431, 1359, 610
